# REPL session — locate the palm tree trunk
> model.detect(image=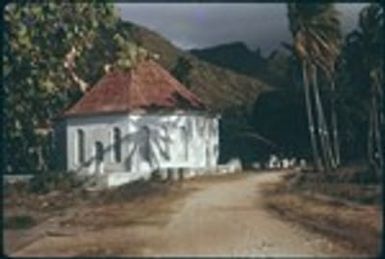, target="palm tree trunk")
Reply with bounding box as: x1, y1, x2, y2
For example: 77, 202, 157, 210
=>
374, 73, 384, 179
368, 110, 375, 170
302, 60, 322, 171
372, 90, 383, 179
330, 79, 341, 167
312, 67, 328, 170
311, 64, 335, 171
368, 71, 384, 179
